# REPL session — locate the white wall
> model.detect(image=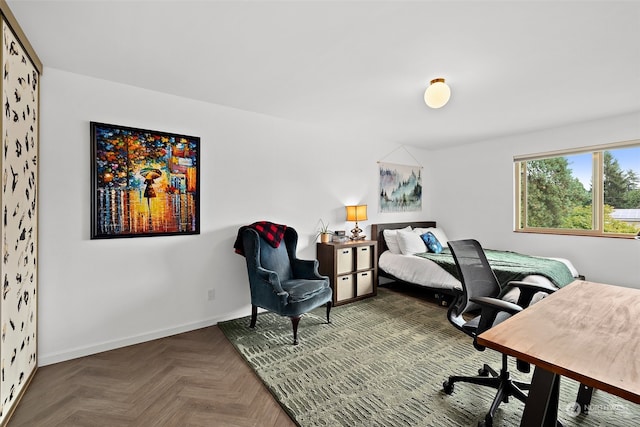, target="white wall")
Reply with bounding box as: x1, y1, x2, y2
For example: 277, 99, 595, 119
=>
429, 112, 640, 289
38, 68, 431, 365
39, 67, 640, 366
